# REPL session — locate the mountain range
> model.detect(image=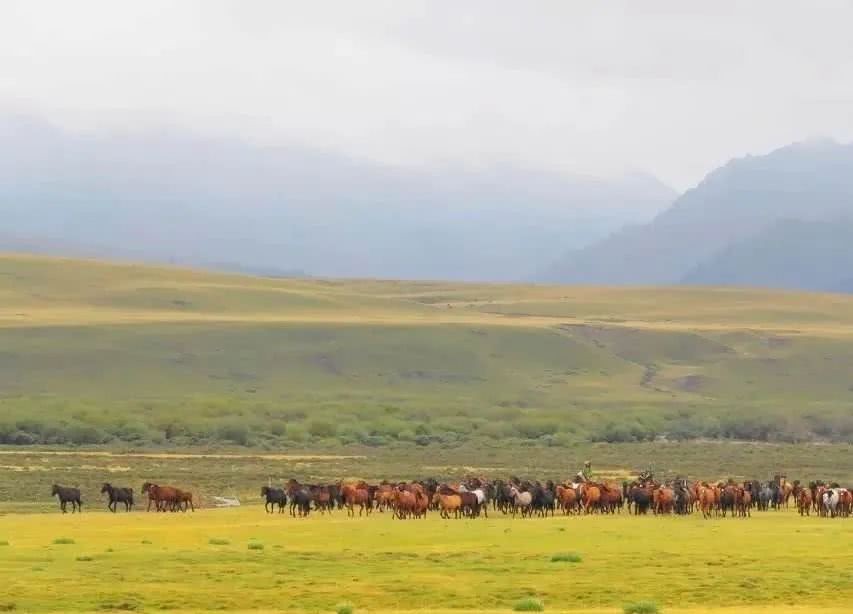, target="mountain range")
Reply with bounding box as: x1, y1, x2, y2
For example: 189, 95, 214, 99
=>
0, 115, 674, 281
4, 114, 852, 292
543, 138, 853, 292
